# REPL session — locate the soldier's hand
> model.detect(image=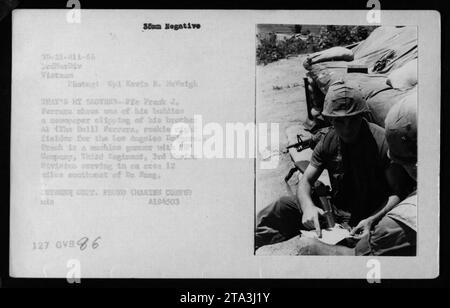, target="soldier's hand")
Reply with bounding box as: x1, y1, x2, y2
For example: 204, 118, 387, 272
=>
350, 218, 374, 239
